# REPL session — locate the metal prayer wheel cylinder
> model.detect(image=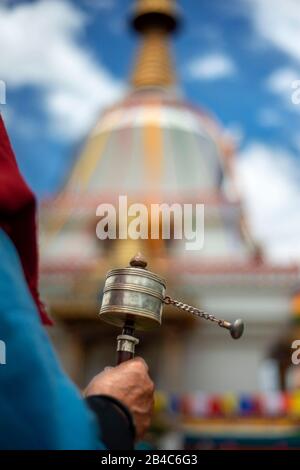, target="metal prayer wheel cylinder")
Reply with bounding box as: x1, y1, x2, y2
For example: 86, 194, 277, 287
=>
100, 254, 244, 366
99, 253, 244, 343
99, 255, 166, 331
